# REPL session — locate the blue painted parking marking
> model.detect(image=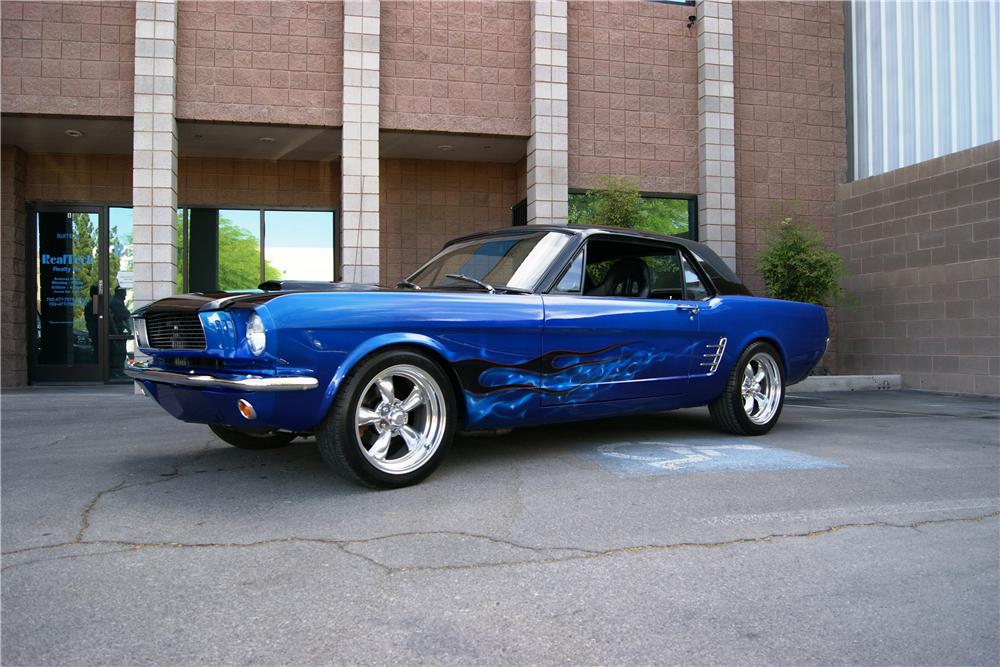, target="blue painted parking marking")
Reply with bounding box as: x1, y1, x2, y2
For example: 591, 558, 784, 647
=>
587, 441, 846, 477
